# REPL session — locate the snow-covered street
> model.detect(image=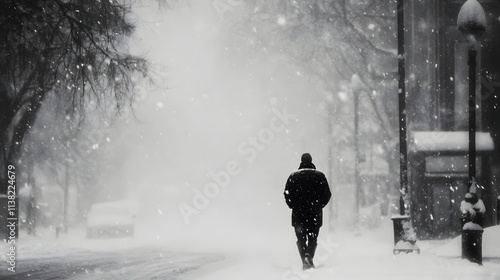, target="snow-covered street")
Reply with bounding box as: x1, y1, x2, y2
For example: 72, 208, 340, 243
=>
2, 221, 499, 279
3, 1, 500, 280
5, 248, 220, 280
1, 228, 223, 280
